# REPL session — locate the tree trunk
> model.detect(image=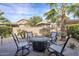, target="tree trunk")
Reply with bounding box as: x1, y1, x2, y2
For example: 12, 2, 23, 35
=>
60, 4, 66, 41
